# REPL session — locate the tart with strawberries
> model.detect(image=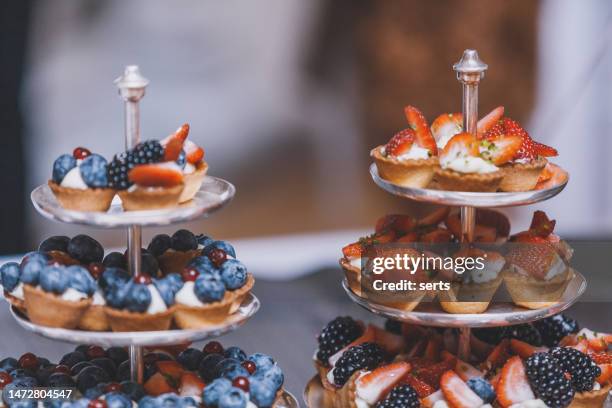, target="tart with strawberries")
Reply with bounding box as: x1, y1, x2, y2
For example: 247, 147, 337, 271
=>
371, 106, 439, 188
49, 147, 116, 211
